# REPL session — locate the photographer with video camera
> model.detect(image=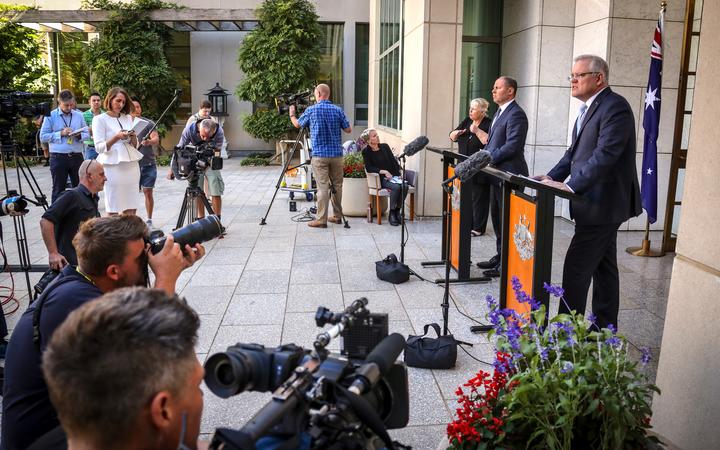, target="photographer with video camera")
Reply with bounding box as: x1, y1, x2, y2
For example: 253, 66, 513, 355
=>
171, 118, 225, 230
1, 215, 205, 450
289, 84, 352, 228
39, 89, 89, 203
38, 287, 203, 450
